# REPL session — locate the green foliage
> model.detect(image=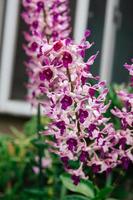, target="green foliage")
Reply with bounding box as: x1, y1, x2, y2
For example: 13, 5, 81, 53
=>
104, 84, 122, 130
93, 187, 113, 200
63, 195, 90, 200
0, 117, 62, 200
60, 173, 95, 198
24, 115, 51, 136
60, 174, 119, 200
